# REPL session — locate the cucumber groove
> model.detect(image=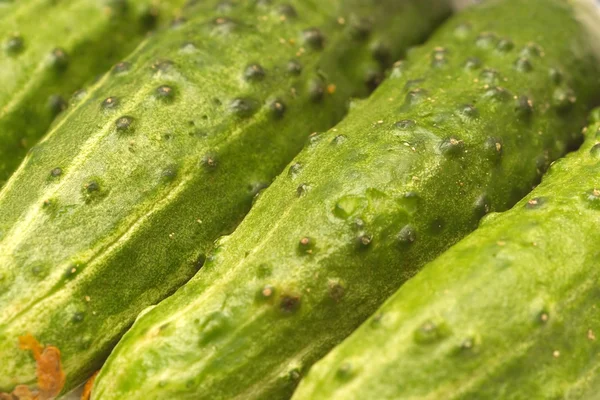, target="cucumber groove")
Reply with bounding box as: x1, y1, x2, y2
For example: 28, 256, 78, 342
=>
292, 111, 600, 400
0, 0, 448, 393
93, 0, 600, 399
0, 0, 185, 185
